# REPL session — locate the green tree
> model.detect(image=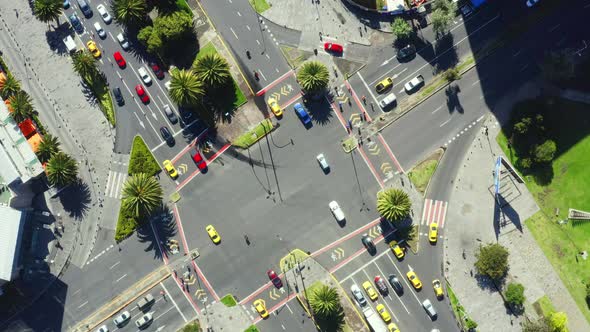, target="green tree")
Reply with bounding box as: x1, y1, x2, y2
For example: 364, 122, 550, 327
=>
523, 318, 551, 332
193, 54, 231, 89
0, 73, 22, 99
309, 285, 341, 318
33, 0, 63, 28
137, 26, 164, 55
46, 152, 78, 187
504, 282, 525, 307
433, 0, 457, 13
432, 9, 452, 37
297, 61, 329, 94
111, 0, 148, 28
156, 11, 193, 41
376, 188, 411, 222
474, 243, 509, 281
9, 90, 35, 123
513, 117, 532, 134
391, 17, 412, 41
443, 68, 461, 81
465, 318, 478, 330
169, 69, 204, 106
71, 50, 98, 79
586, 282, 590, 308
36, 133, 61, 163
121, 173, 163, 218
548, 312, 568, 332
533, 139, 556, 164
